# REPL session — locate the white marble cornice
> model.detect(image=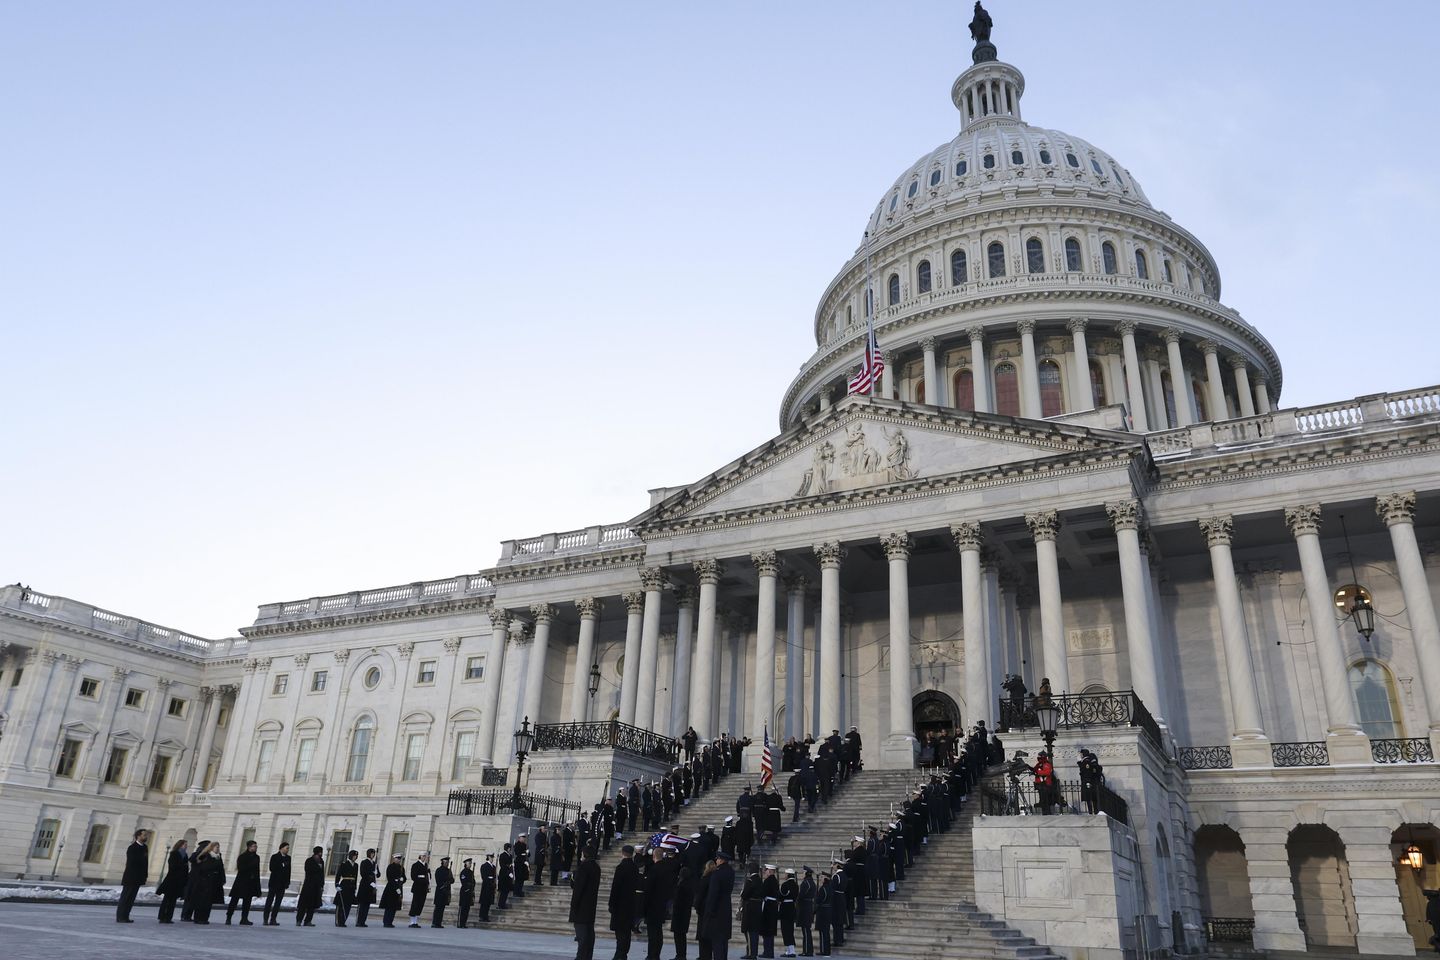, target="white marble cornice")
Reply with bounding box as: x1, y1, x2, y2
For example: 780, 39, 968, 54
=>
486, 546, 649, 584
239, 595, 493, 639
